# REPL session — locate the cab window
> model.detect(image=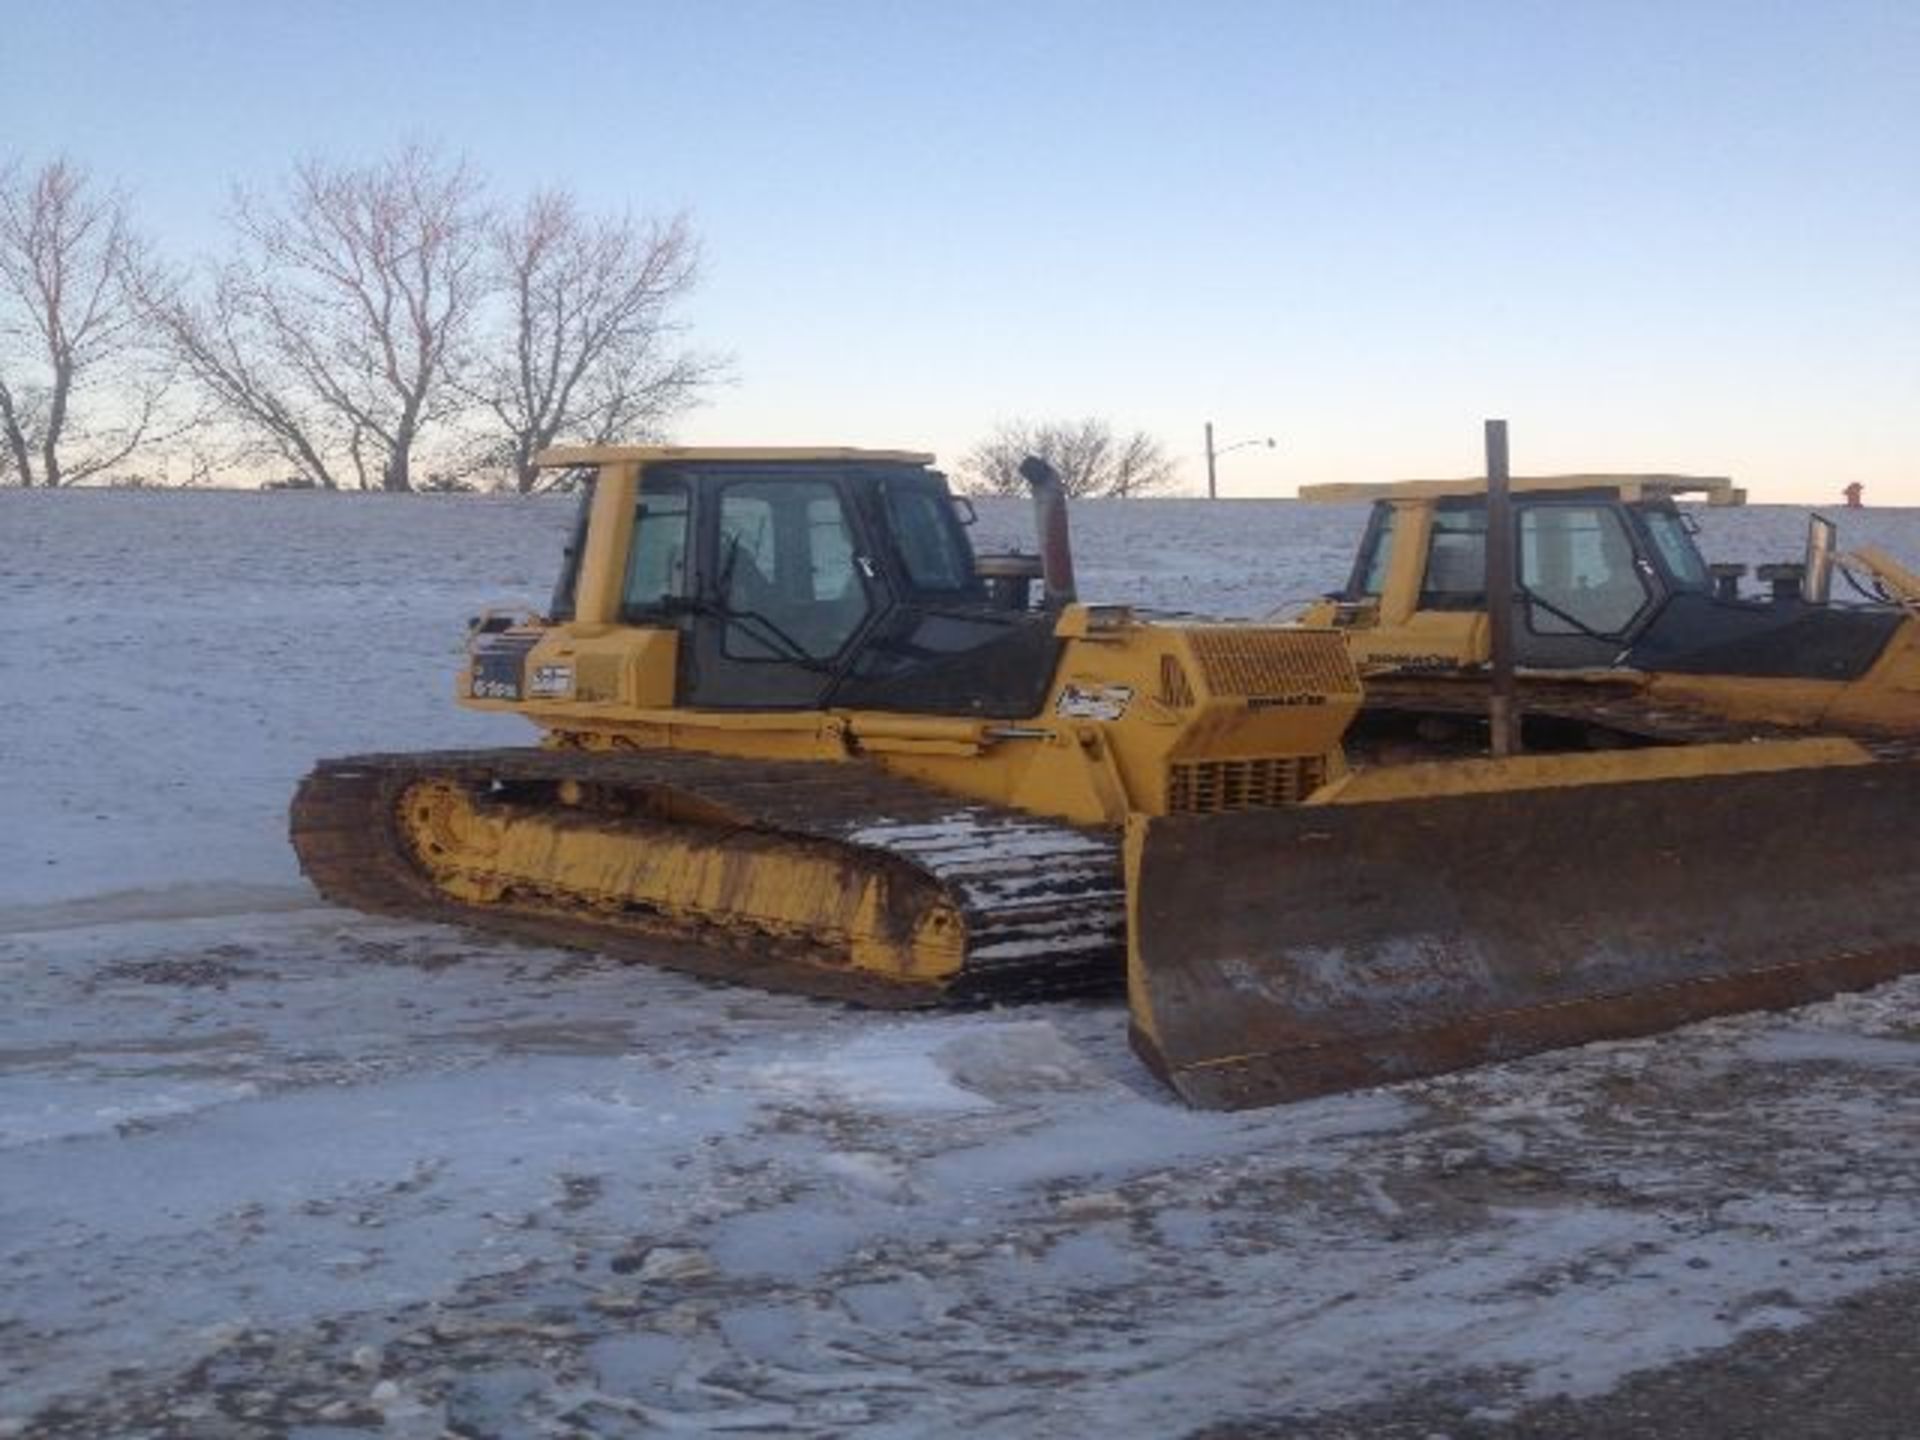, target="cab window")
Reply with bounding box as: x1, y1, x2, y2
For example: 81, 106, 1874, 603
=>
717, 479, 871, 660
884, 484, 975, 592
1350, 504, 1397, 596
1420, 507, 1487, 609
547, 477, 597, 620
1638, 507, 1712, 592
1521, 504, 1651, 636
621, 482, 690, 617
